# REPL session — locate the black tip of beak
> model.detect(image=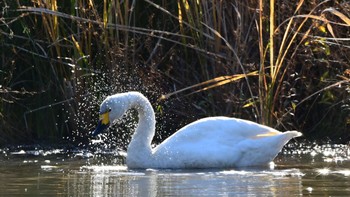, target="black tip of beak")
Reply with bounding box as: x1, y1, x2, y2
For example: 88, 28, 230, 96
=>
90, 120, 109, 137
